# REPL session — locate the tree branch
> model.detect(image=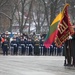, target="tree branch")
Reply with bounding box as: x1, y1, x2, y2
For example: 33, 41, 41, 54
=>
0, 0, 8, 8
0, 12, 11, 20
